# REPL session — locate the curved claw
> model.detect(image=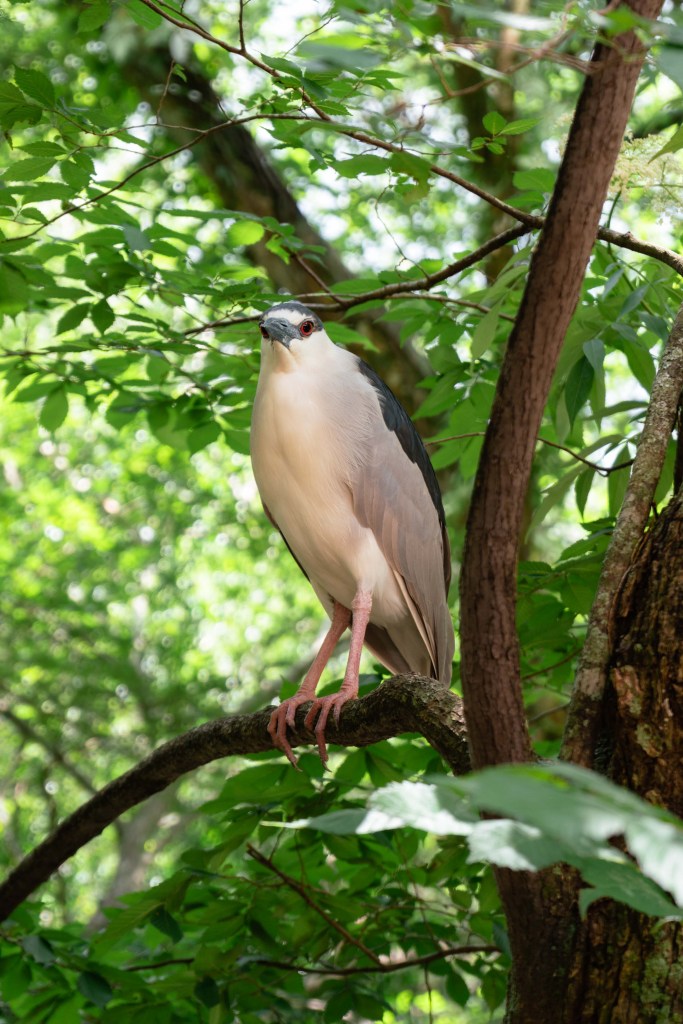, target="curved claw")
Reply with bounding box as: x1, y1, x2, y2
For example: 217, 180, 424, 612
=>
304, 693, 355, 766
268, 698, 314, 769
